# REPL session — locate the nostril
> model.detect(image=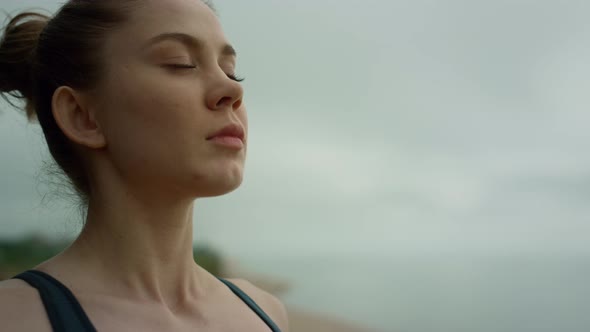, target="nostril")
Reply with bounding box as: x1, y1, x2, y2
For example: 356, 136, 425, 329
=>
215, 96, 242, 110
215, 96, 233, 109
233, 98, 242, 110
